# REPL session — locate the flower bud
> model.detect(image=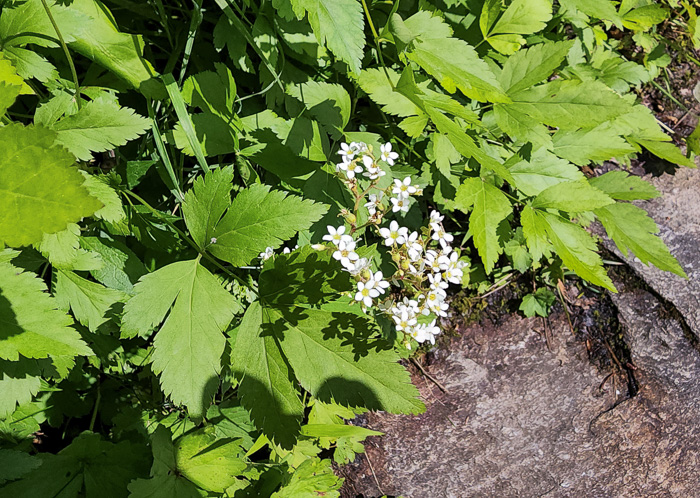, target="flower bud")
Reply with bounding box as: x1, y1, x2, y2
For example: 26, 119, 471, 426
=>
391, 252, 401, 263
345, 212, 356, 224
360, 268, 372, 281
400, 259, 410, 271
